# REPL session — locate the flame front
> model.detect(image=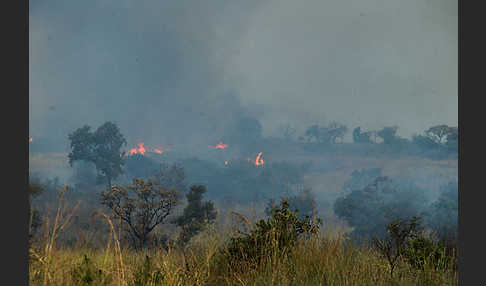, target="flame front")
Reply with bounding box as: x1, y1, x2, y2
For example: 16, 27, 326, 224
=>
255, 152, 264, 166
126, 142, 168, 156
127, 142, 147, 156
209, 141, 228, 150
